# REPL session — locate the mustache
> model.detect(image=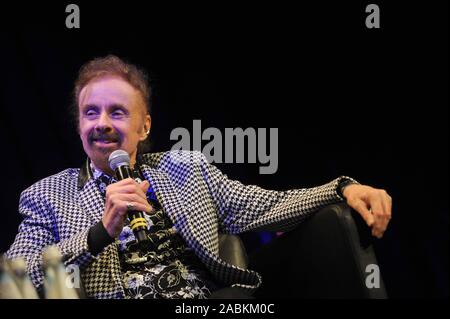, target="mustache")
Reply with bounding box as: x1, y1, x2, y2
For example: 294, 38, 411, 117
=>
88, 131, 121, 144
